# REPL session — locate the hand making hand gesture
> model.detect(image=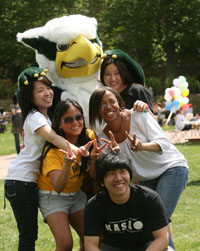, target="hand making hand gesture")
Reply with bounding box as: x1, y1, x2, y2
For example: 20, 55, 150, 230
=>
125, 131, 143, 152
90, 139, 106, 161
76, 140, 93, 157
59, 140, 77, 165
101, 130, 120, 151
